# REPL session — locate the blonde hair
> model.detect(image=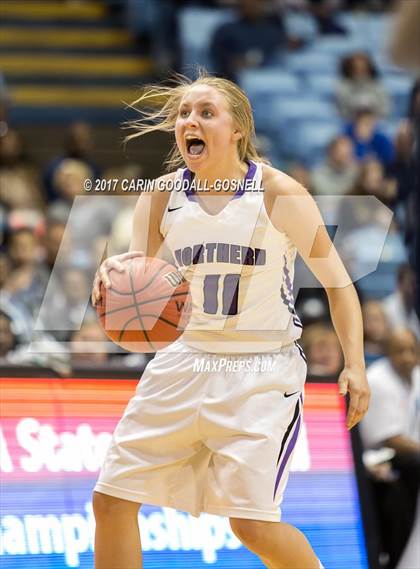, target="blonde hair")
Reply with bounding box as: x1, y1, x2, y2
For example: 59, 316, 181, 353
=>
125, 69, 268, 171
